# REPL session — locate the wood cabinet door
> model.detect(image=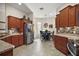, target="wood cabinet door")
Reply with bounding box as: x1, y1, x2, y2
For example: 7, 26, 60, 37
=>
59, 12, 64, 27
6, 36, 12, 44
2, 36, 12, 44
8, 16, 17, 29
11, 35, 19, 47
76, 4, 79, 26
18, 35, 24, 46
53, 35, 69, 55
11, 35, 24, 47
60, 6, 69, 27
8, 16, 21, 29
16, 19, 21, 29
69, 6, 76, 27
19, 20, 24, 32
64, 7, 69, 27
55, 14, 60, 28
